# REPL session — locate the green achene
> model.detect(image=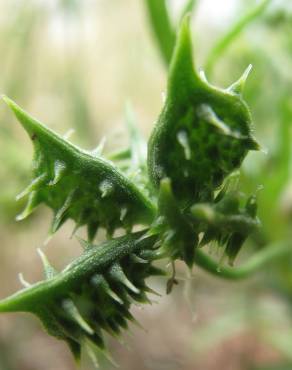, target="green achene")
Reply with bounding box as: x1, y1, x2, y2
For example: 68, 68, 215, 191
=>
147, 16, 259, 206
